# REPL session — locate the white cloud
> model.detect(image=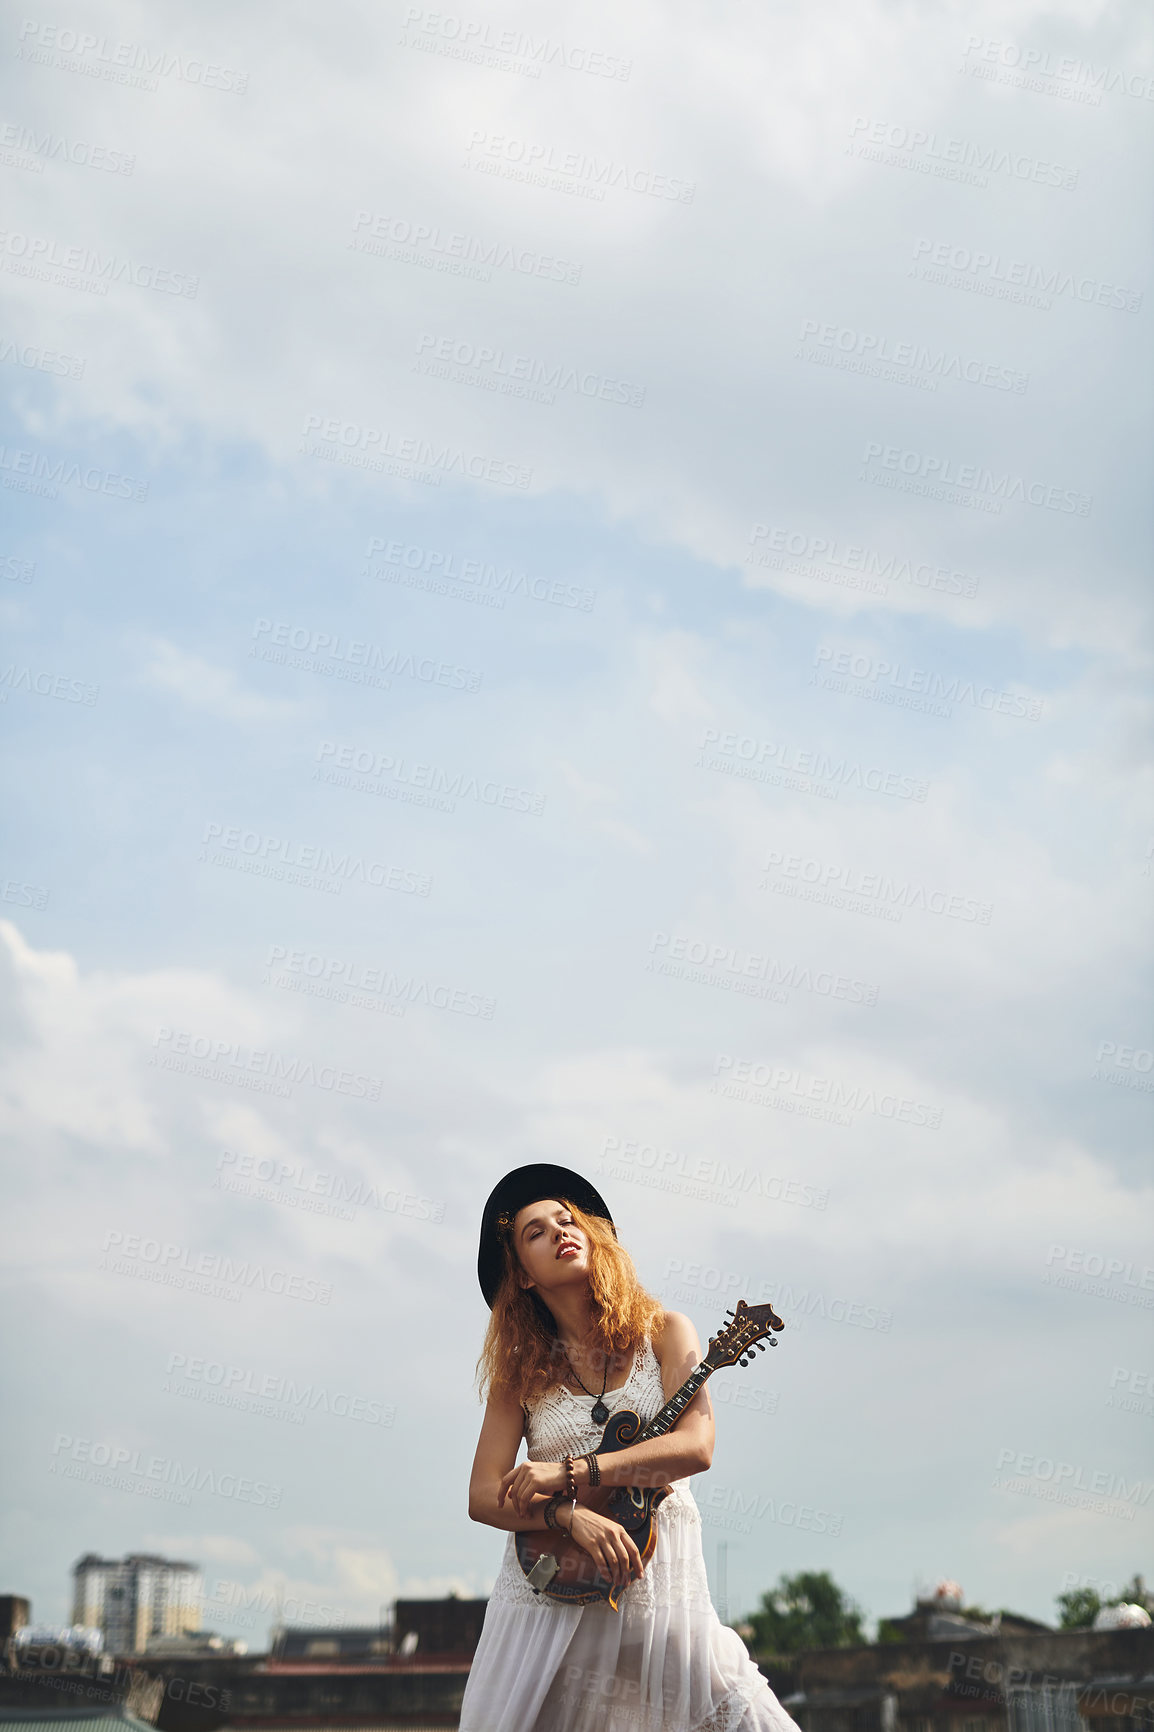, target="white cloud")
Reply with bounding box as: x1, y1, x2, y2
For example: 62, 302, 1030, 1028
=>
140, 638, 301, 722
5, 0, 1148, 653
149, 1534, 261, 1567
